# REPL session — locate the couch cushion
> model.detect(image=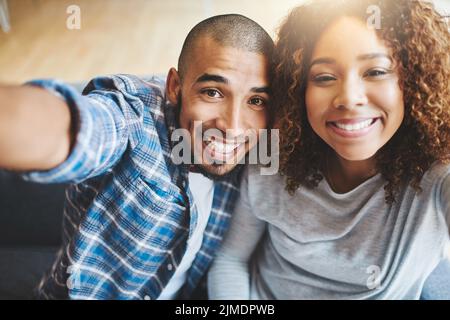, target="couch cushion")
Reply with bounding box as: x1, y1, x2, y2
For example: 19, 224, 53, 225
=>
0, 170, 66, 246
0, 246, 58, 299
